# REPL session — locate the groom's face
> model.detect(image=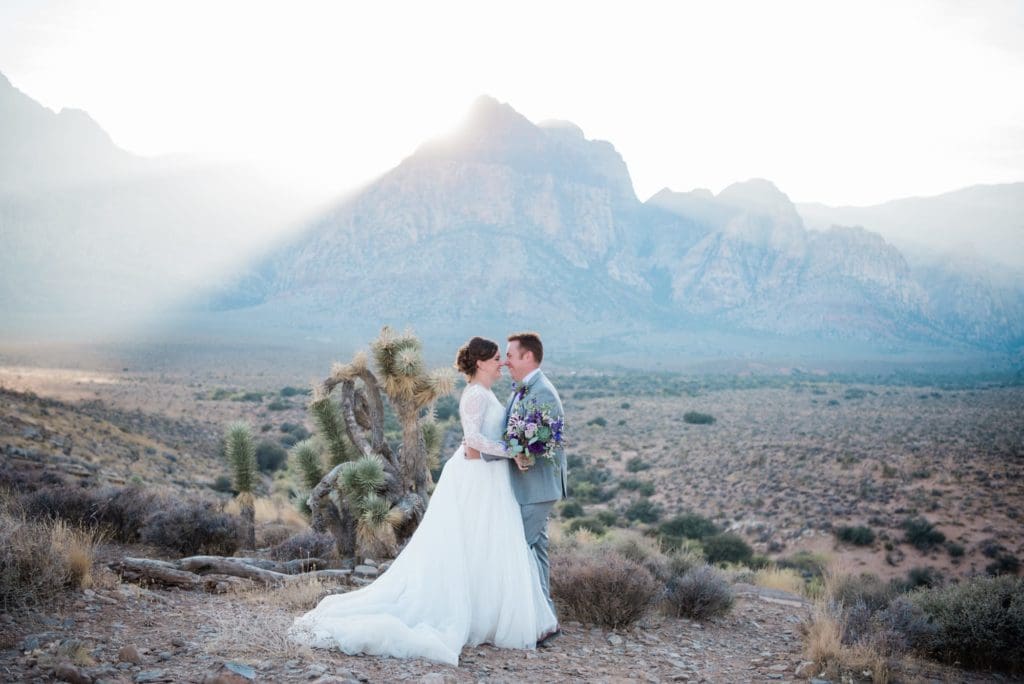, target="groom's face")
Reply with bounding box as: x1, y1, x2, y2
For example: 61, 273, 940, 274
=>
505, 341, 531, 383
